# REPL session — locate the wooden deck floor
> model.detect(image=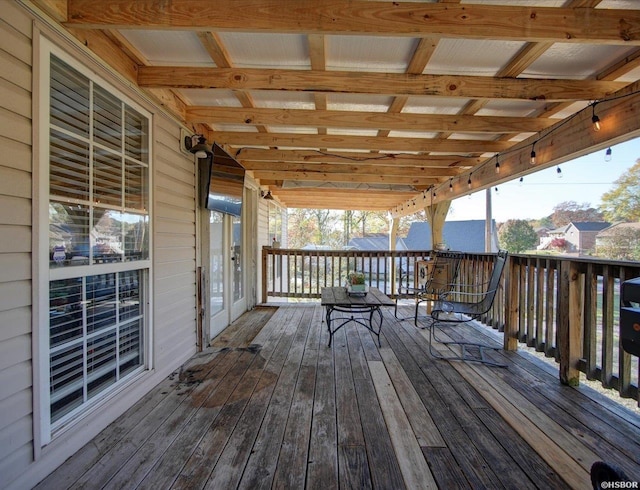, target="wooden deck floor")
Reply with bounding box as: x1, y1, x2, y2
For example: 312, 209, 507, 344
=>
38, 304, 640, 489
